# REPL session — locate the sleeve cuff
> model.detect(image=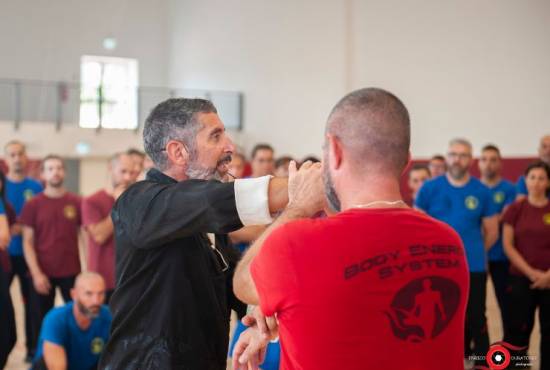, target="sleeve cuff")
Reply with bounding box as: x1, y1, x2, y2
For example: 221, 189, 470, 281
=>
234, 176, 273, 226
